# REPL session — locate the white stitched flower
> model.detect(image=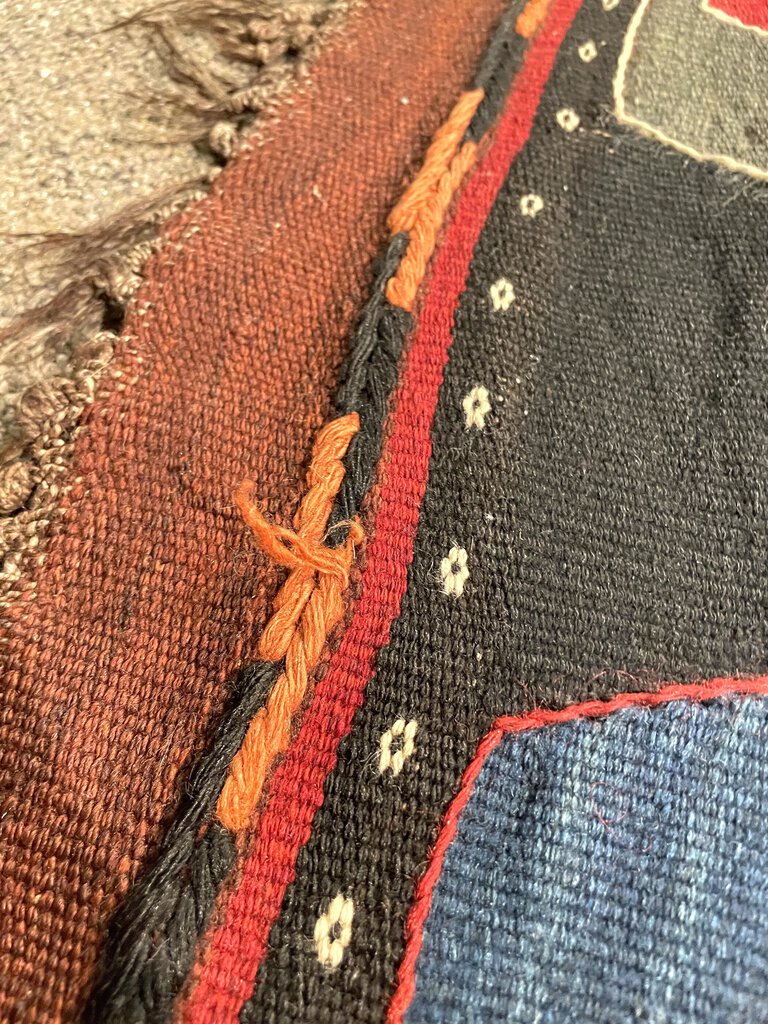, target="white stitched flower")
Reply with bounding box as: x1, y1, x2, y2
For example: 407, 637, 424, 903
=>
490, 277, 515, 311
520, 193, 544, 217
379, 718, 418, 775
556, 108, 580, 133
463, 386, 491, 430
440, 546, 469, 597
314, 894, 354, 969
578, 39, 598, 62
